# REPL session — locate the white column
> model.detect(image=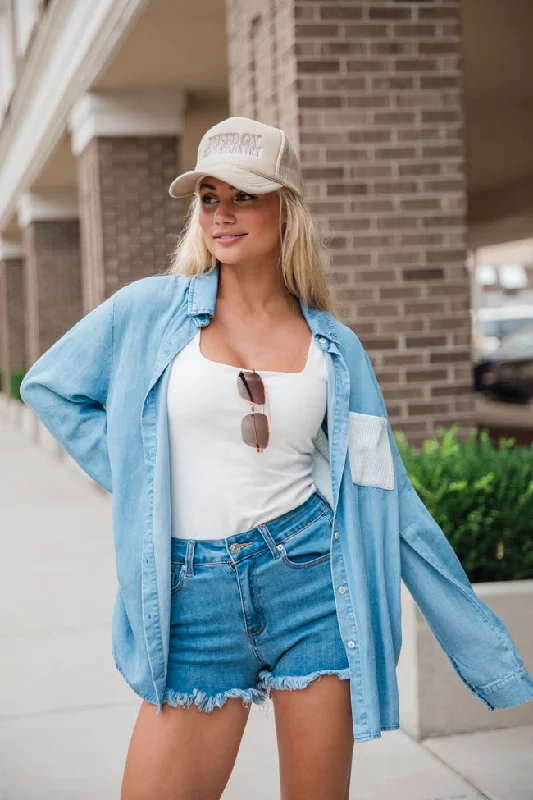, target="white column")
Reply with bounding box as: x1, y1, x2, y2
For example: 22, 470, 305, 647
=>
16, 189, 79, 227
0, 235, 23, 259
14, 0, 39, 57
0, 1, 15, 117
68, 89, 185, 308
69, 89, 186, 155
